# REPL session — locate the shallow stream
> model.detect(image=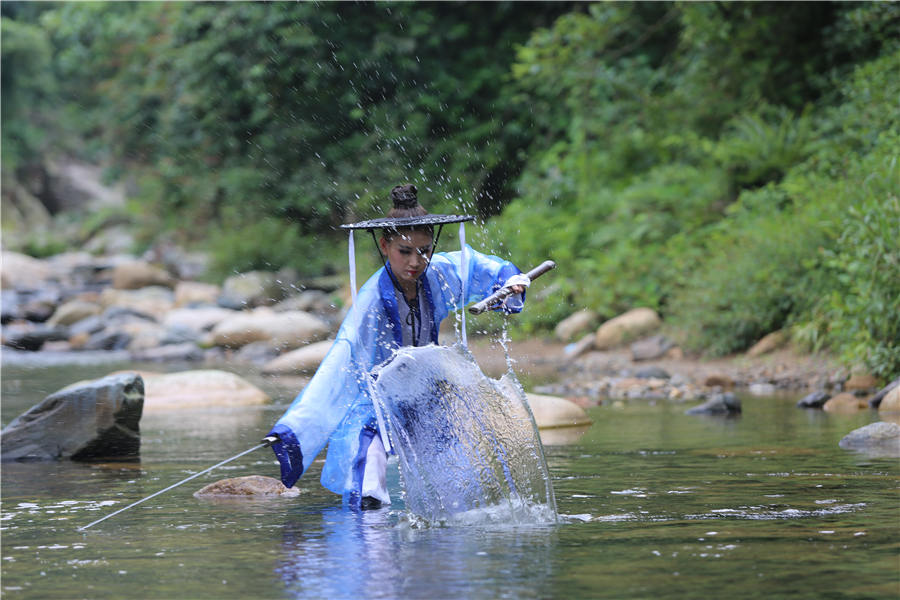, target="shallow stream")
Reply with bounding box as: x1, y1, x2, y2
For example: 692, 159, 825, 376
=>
2, 360, 897, 599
